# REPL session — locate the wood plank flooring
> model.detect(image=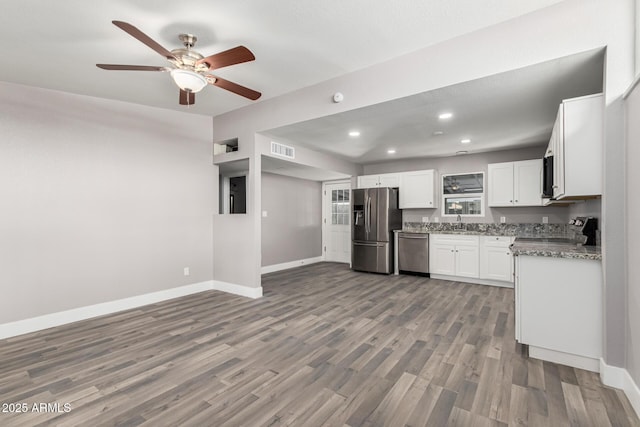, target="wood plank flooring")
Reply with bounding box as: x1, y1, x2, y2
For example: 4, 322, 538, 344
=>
0, 262, 638, 426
